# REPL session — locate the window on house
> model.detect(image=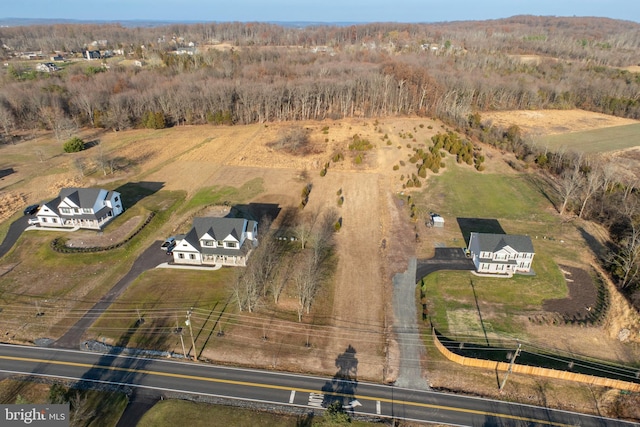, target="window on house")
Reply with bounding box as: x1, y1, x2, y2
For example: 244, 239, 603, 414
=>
202, 240, 214, 247
82, 208, 92, 214
178, 253, 184, 259
115, 196, 119, 202
217, 240, 224, 246
189, 254, 196, 259
226, 242, 237, 248
60, 208, 71, 214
